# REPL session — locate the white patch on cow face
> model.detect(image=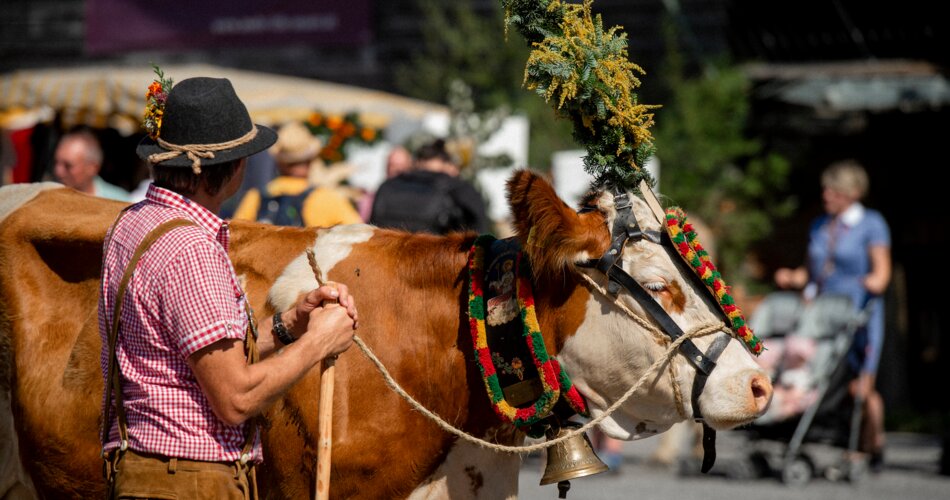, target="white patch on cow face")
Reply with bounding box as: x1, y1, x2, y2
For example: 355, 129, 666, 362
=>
268, 224, 375, 311
559, 194, 771, 439
557, 287, 685, 441
0, 182, 62, 224
408, 432, 519, 500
